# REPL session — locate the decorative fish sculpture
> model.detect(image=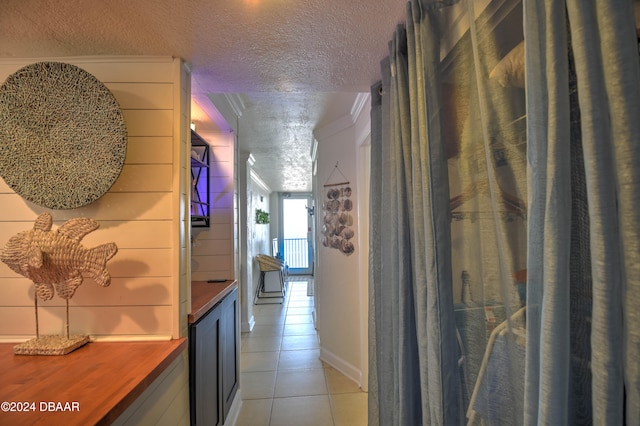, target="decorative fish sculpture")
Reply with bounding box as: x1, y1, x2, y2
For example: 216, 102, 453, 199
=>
0, 213, 117, 301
